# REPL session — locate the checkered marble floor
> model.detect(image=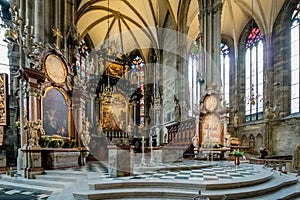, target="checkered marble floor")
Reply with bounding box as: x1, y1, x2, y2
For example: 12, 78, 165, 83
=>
0, 187, 49, 200
91, 161, 261, 182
